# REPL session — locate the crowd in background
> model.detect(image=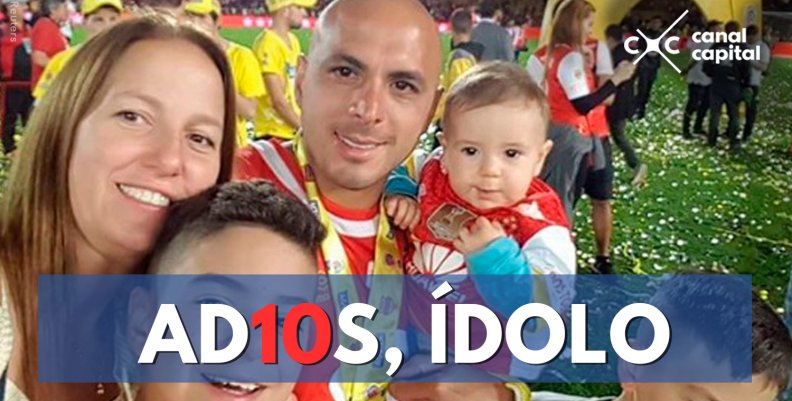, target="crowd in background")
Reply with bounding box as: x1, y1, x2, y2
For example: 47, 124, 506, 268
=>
202, 0, 548, 23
